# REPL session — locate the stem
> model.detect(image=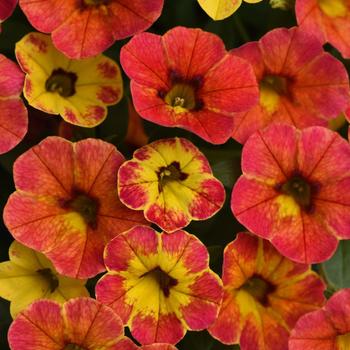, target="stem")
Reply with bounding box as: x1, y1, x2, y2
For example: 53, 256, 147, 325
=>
233, 16, 250, 42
